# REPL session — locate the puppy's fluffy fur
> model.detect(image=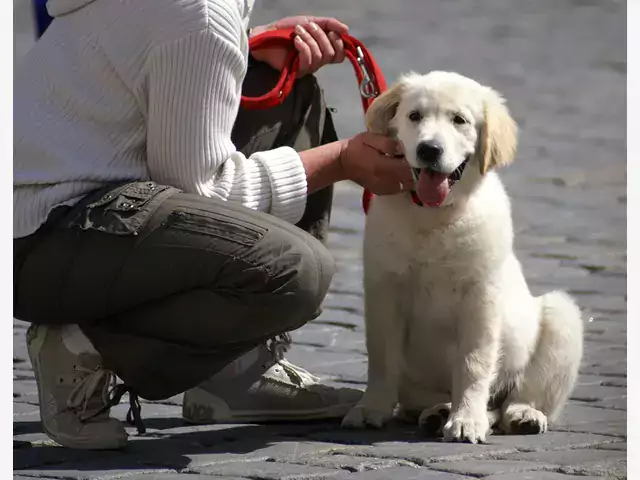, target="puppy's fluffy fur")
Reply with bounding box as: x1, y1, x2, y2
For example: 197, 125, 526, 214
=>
341, 71, 584, 443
